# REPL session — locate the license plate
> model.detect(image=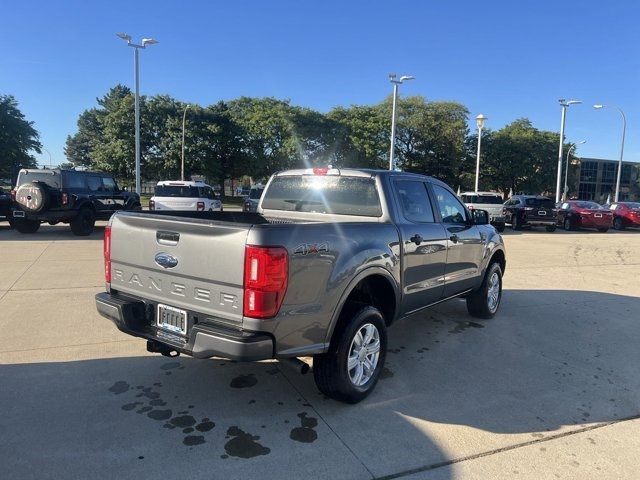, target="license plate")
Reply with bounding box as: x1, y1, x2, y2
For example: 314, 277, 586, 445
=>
594, 213, 602, 218
13, 210, 25, 218
538, 211, 547, 216
157, 304, 188, 335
